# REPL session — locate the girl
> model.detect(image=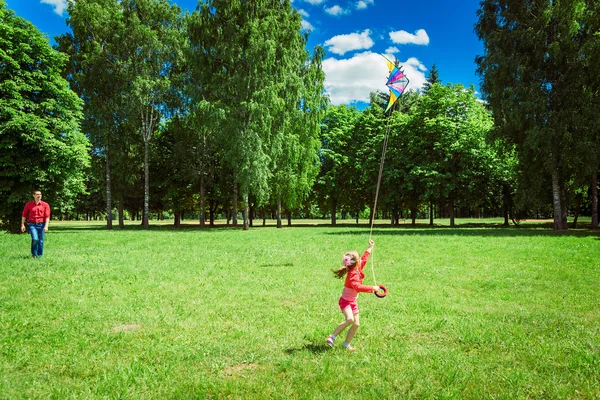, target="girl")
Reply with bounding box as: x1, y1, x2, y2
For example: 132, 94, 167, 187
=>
326, 239, 379, 351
